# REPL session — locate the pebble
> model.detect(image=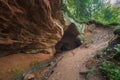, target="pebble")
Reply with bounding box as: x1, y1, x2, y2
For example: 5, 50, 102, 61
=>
24, 73, 35, 80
